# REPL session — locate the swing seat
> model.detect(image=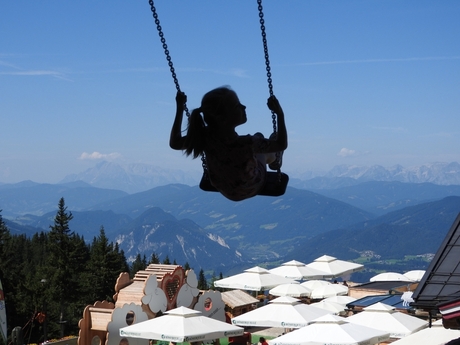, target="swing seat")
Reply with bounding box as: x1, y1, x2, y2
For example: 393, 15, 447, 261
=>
199, 171, 289, 198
